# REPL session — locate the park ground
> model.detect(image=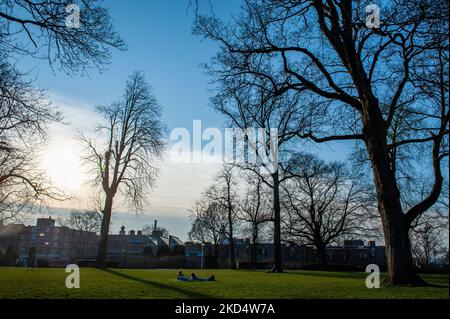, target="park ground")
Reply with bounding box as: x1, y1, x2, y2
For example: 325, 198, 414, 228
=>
0, 267, 448, 299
